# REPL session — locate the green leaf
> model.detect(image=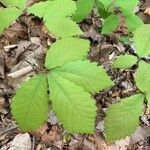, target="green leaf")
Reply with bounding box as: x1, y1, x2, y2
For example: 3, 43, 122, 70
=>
45, 18, 82, 37
28, 0, 76, 19
116, 0, 139, 12
135, 61, 150, 94
146, 93, 150, 104
102, 14, 119, 34
0, 8, 21, 34
133, 24, 150, 57
73, 0, 95, 22
48, 72, 96, 133
1, 0, 27, 9
28, 0, 79, 37
45, 38, 90, 69
97, 0, 112, 11
124, 13, 143, 32
52, 60, 114, 94
113, 54, 138, 69
105, 94, 144, 141
96, 0, 111, 19
11, 74, 49, 132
